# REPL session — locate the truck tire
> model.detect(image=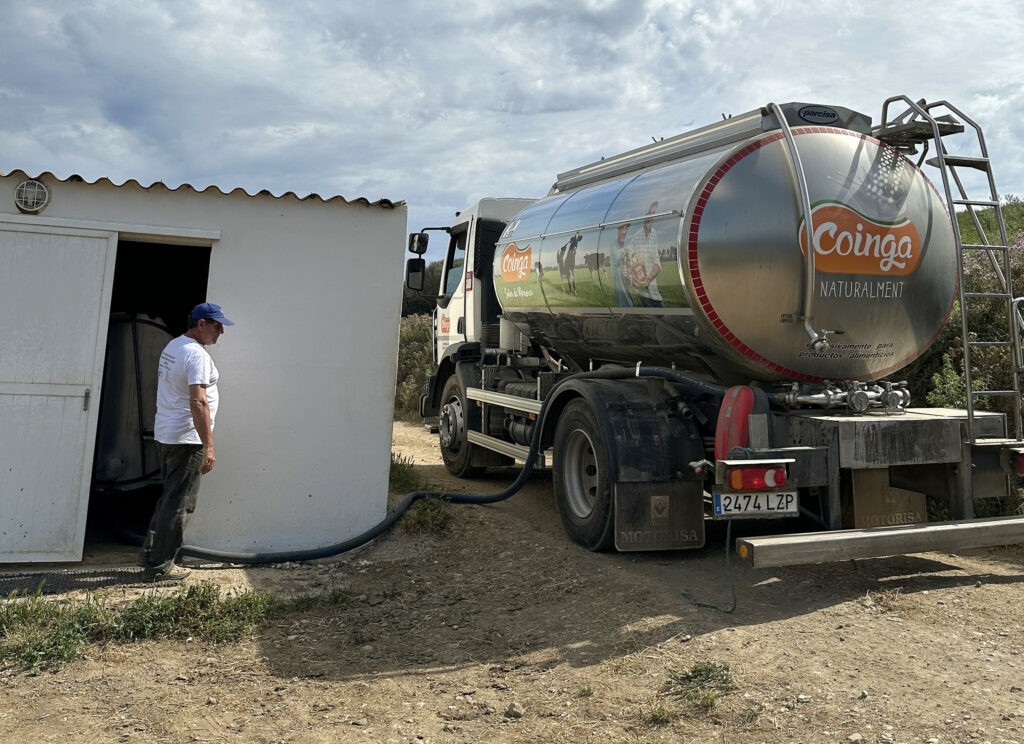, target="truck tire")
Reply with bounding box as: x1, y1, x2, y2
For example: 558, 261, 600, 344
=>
553, 399, 615, 551
438, 376, 485, 478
